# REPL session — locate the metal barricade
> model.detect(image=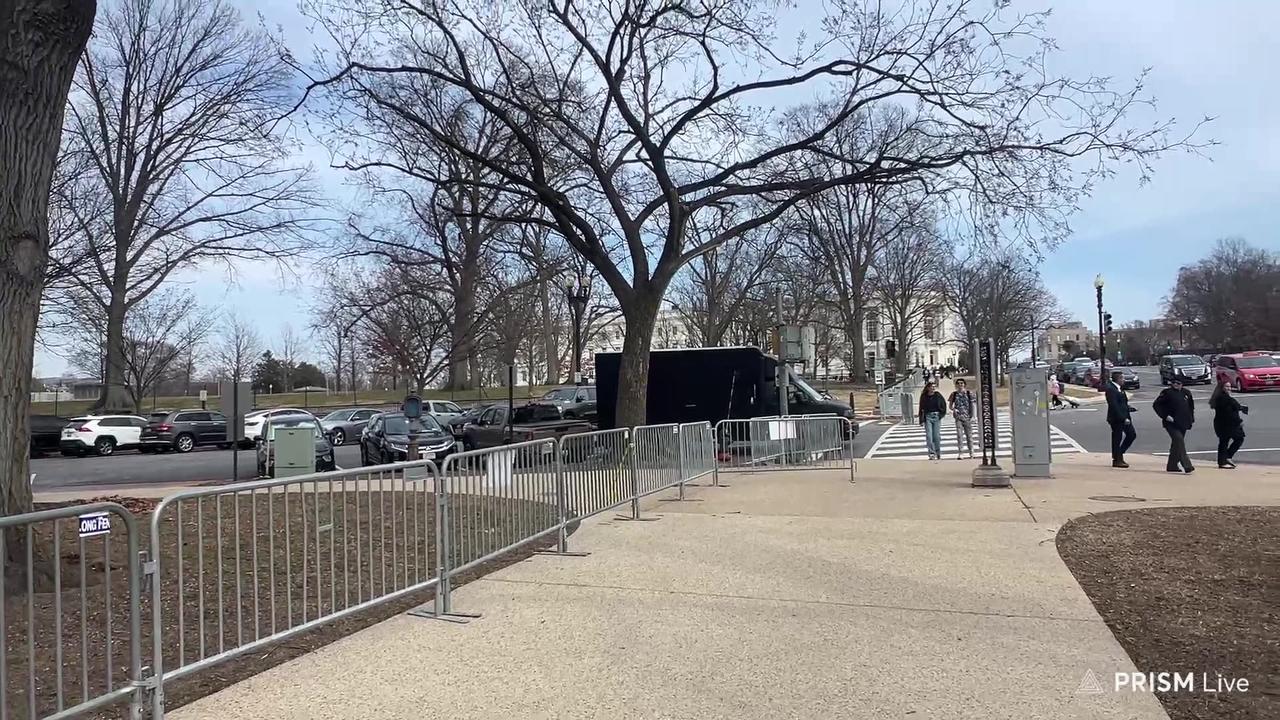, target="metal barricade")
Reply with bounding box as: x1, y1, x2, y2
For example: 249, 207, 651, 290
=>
557, 428, 634, 522
1, 502, 145, 720
631, 424, 683, 499
678, 422, 715, 486
713, 415, 856, 483
433, 440, 561, 616
147, 460, 440, 714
